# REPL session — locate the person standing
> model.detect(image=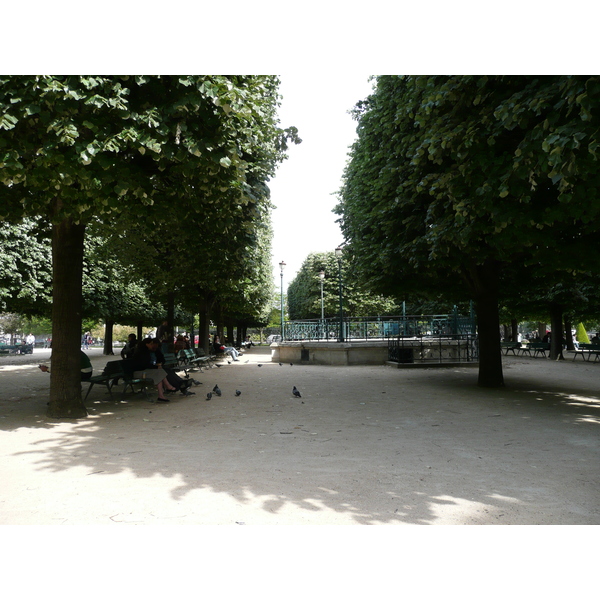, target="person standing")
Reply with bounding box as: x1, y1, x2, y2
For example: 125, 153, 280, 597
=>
82, 331, 92, 350
156, 320, 171, 354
